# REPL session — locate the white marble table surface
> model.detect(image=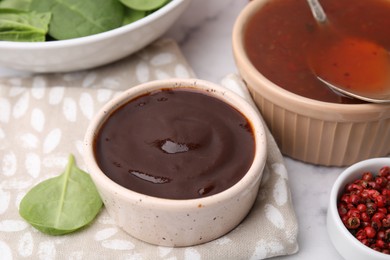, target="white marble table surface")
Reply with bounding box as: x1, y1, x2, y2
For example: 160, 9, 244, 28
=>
0, 0, 349, 259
